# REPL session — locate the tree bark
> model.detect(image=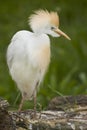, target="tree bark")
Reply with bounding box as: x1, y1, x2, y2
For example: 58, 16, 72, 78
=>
0, 95, 87, 130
